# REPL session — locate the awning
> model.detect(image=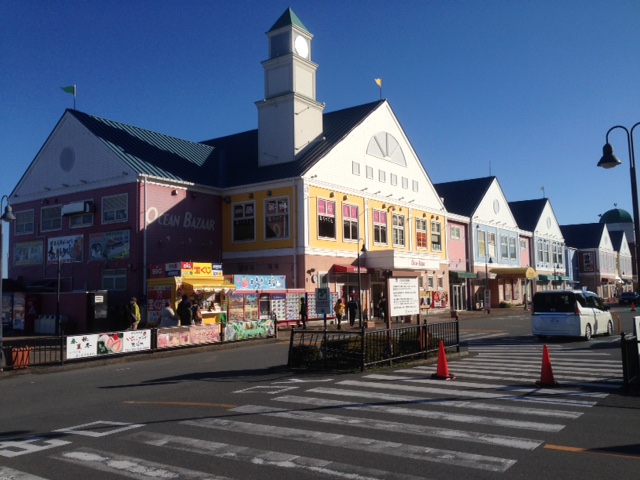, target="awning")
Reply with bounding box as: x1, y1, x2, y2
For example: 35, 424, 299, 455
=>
333, 264, 374, 274
182, 278, 236, 293
451, 271, 478, 279
490, 267, 537, 279
537, 274, 554, 281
